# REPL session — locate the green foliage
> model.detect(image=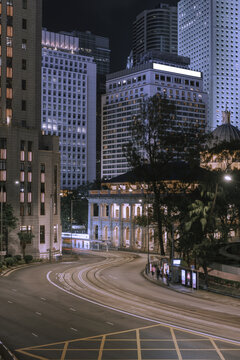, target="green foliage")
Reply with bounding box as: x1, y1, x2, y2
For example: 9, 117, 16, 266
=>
24, 254, 33, 264
124, 94, 207, 255
5, 257, 14, 267
61, 183, 94, 232
17, 231, 35, 257
14, 254, 22, 262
